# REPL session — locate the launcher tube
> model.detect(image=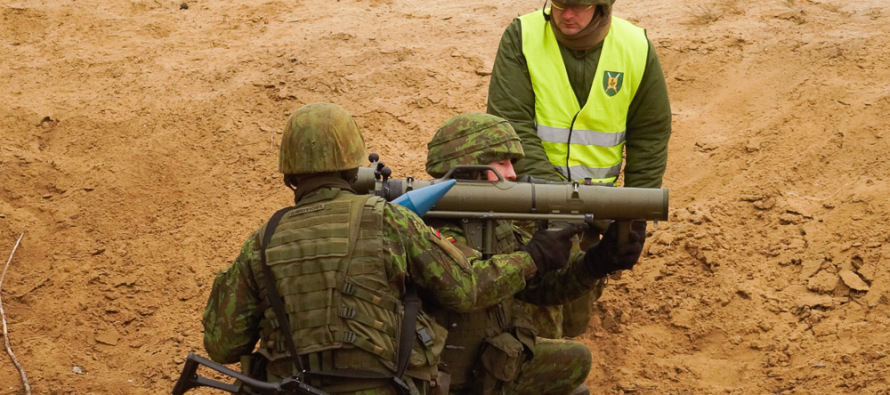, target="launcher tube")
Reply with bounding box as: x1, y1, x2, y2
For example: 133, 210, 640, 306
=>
353, 167, 668, 221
